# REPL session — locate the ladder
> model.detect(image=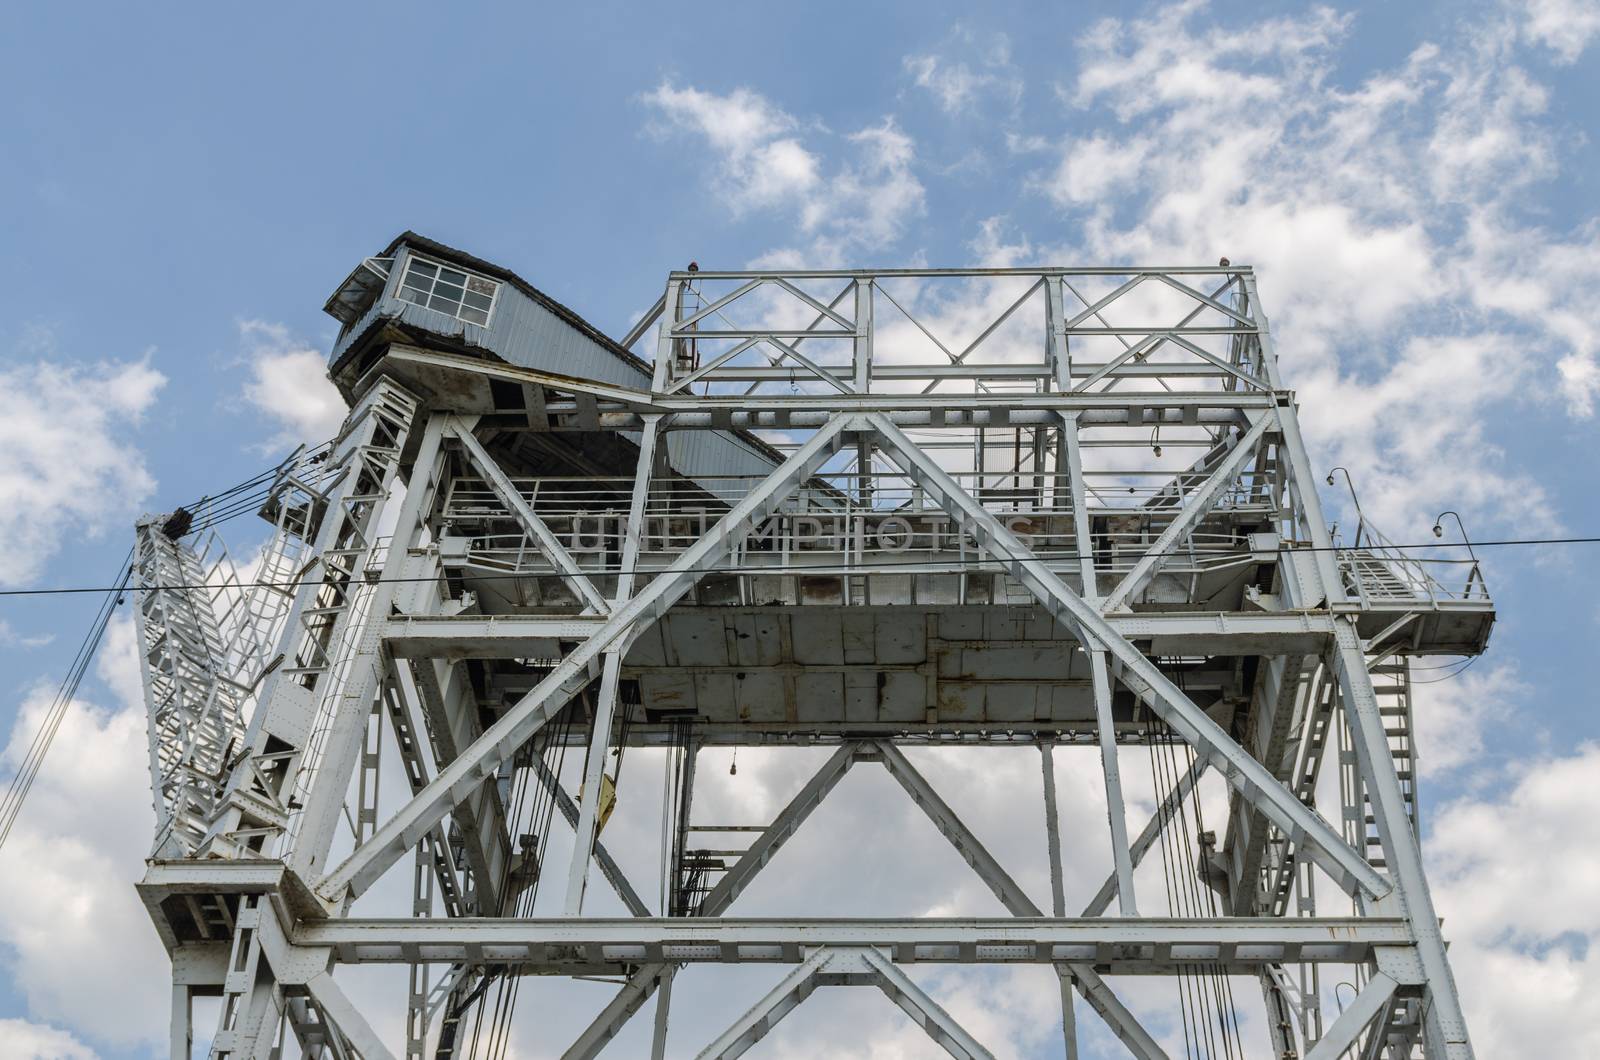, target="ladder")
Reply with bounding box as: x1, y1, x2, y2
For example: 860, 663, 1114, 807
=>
1339, 657, 1418, 869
